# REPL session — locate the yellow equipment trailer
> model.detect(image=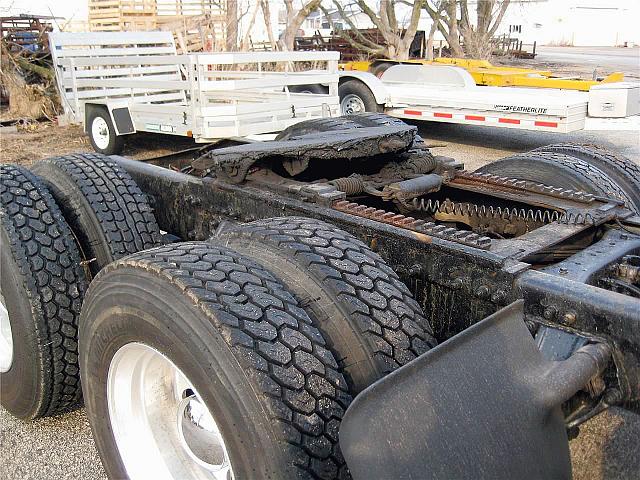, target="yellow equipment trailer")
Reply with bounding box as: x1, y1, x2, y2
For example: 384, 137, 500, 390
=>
340, 58, 624, 92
